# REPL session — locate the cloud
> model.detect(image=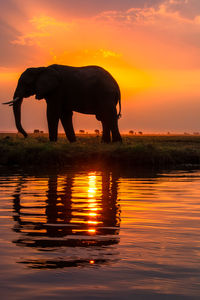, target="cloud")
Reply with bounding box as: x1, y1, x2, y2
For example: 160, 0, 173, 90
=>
2, 0, 200, 133
96, 0, 199, 25
91, 0, 200, 70
99, 49, 121, 58
12, 16, 72, 46
2, 0, 200, 71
